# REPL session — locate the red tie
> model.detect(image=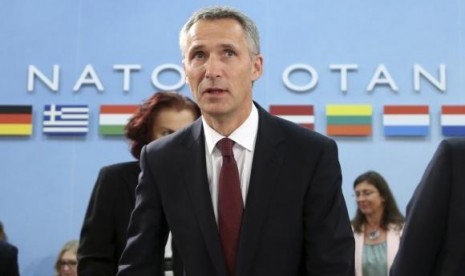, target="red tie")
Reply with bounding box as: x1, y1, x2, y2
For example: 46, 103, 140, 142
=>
218, 138, 243, 276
